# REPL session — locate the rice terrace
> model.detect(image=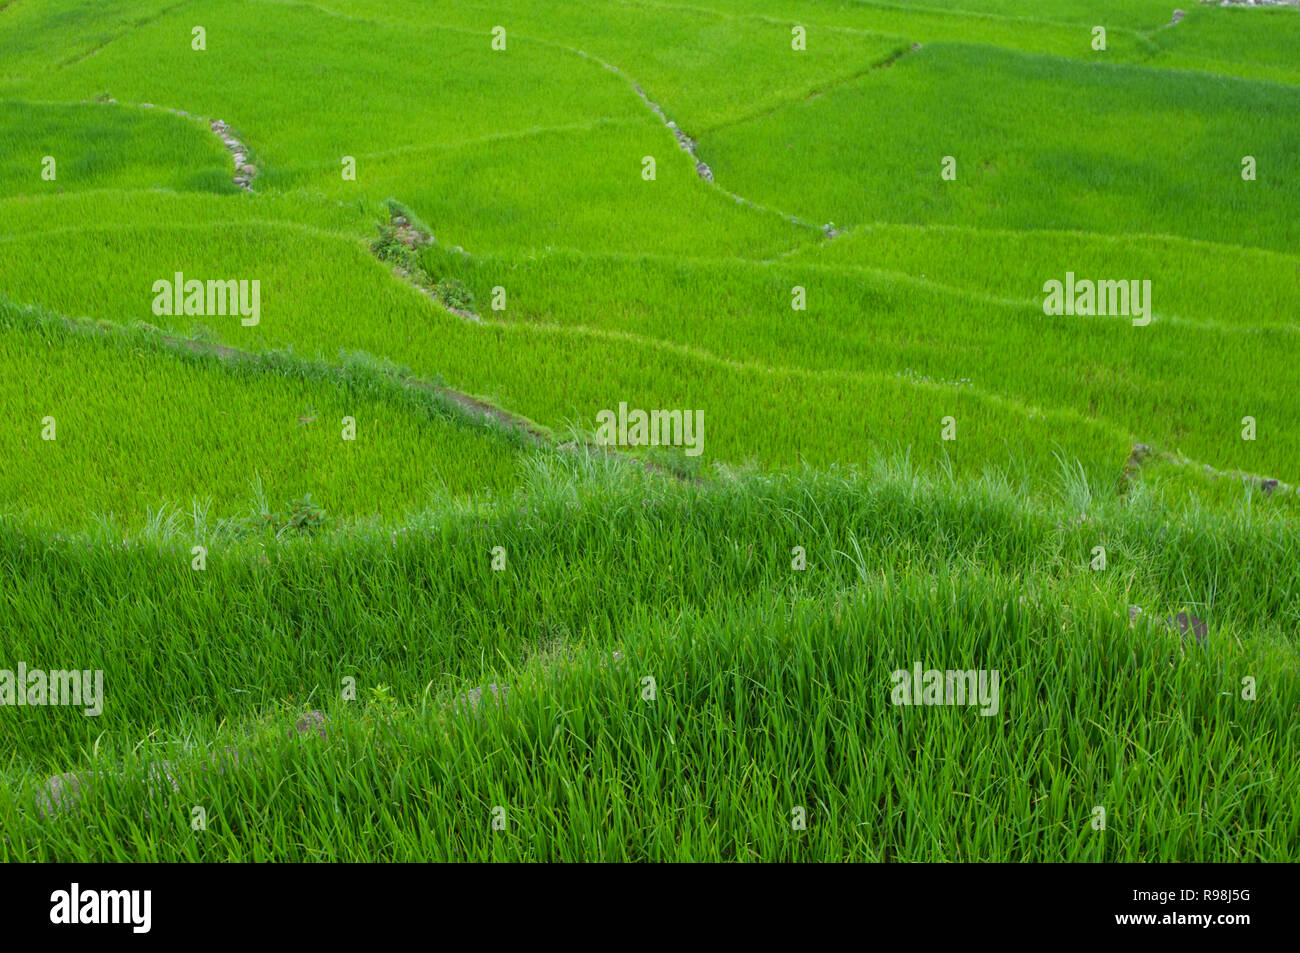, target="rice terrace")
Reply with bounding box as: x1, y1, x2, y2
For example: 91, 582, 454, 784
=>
0, 0, 1297, 865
